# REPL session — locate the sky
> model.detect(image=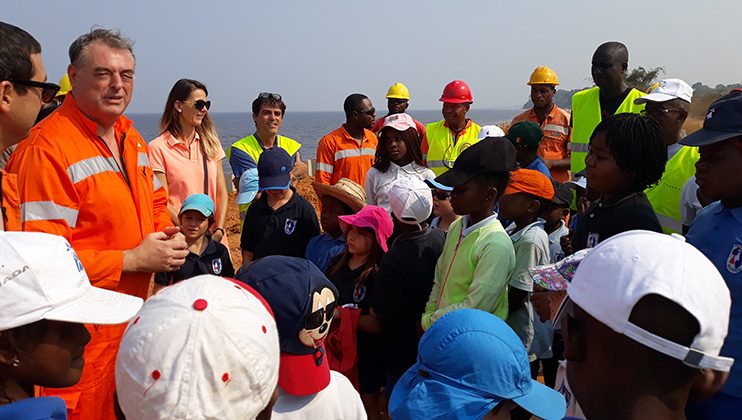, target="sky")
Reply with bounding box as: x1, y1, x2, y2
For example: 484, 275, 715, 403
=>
5, 0, 741, 113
